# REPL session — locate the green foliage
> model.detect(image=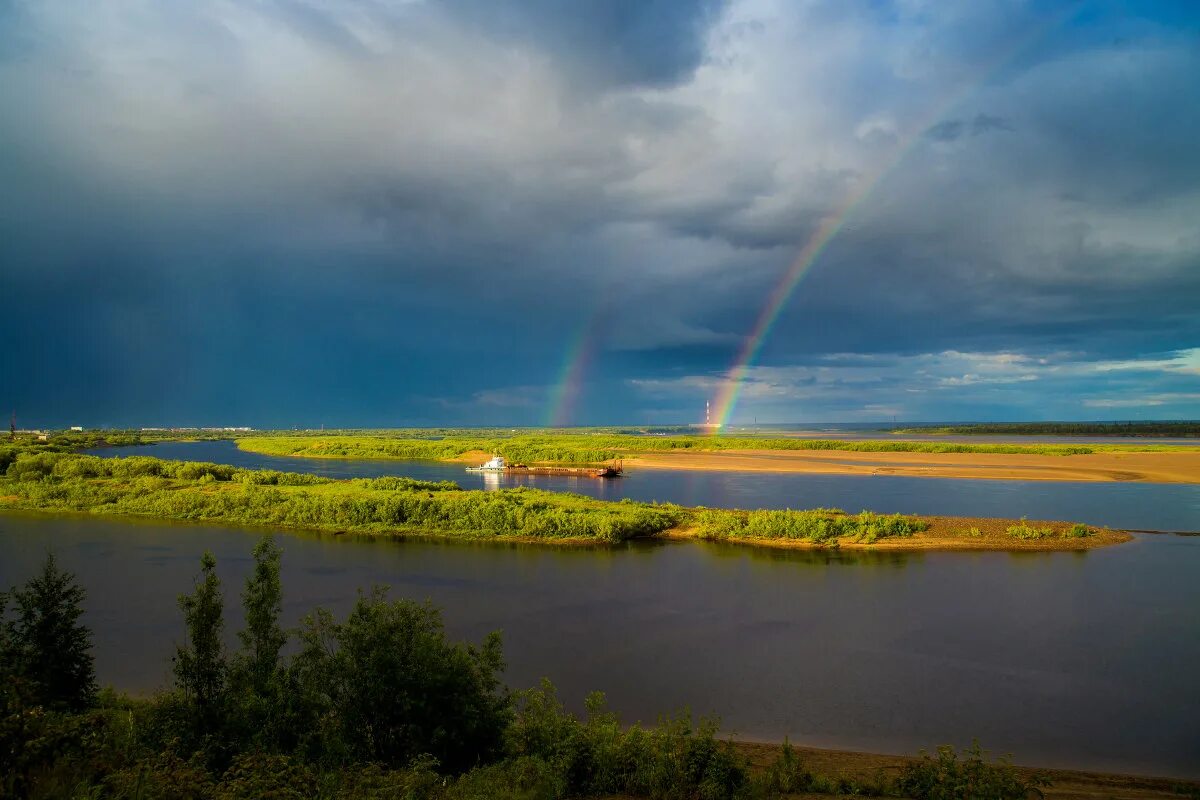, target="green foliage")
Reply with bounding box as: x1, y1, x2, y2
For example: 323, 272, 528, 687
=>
235, 537, 286, 694
0, 553, 96, 711
1064, 523, 1095, 539
507, 679, 749, 799
0, 452, 681, 543
174, 551, 227, 727
694, 508, 927, 545
753, 738, 813, 795
896, 742, 1050, 800
290, 588, 511, 772
0, 452, 1101, 551
1005, 519, 1056, 540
